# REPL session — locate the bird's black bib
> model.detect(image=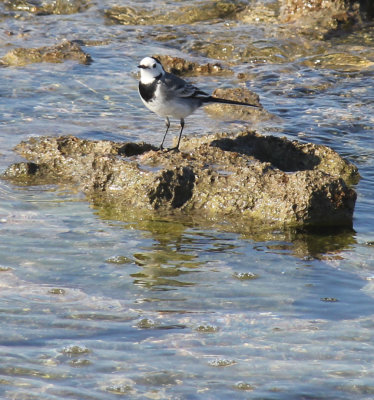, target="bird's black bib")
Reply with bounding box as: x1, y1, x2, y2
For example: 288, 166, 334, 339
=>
138, 74, 162, 102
